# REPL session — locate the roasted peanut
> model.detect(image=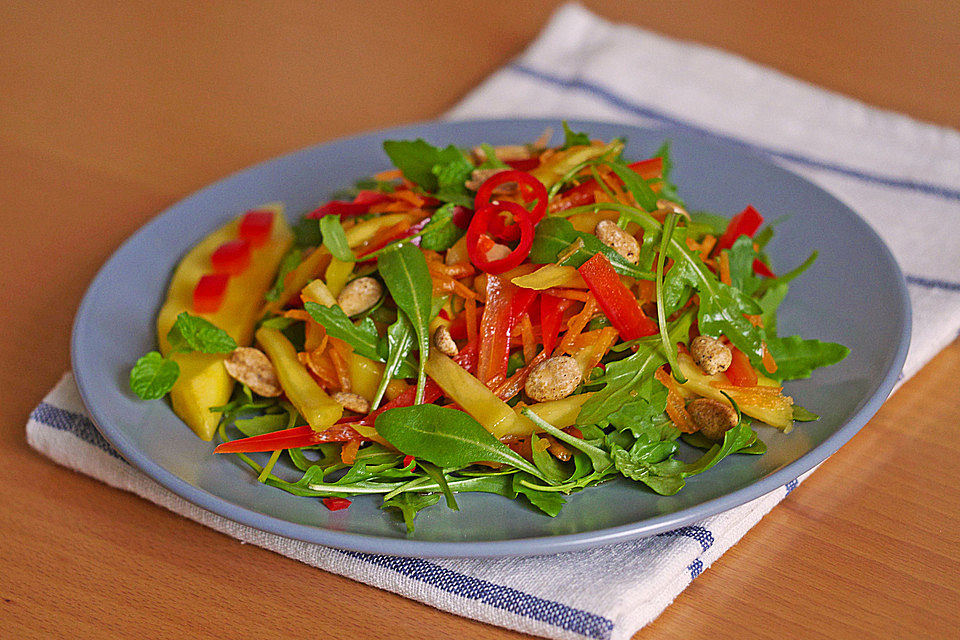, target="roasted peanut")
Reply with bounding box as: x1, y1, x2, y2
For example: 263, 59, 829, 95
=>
332, 391, 370, 414
433, 325, 459, 357
690, 335, 733, 375
336, 277, 383, 317
688, 398, 739, 440
595, 219, 640, 264
524, 356, 582, 402
655, 199, 690, 220
223, 347, 283, 397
